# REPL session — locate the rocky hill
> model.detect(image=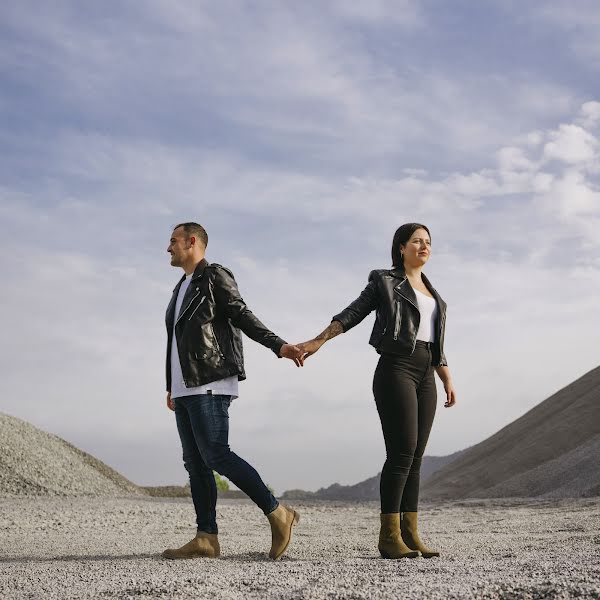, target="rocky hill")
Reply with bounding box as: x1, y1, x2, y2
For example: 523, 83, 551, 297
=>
0, 412, 143, 497
422, 365, 600, 499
